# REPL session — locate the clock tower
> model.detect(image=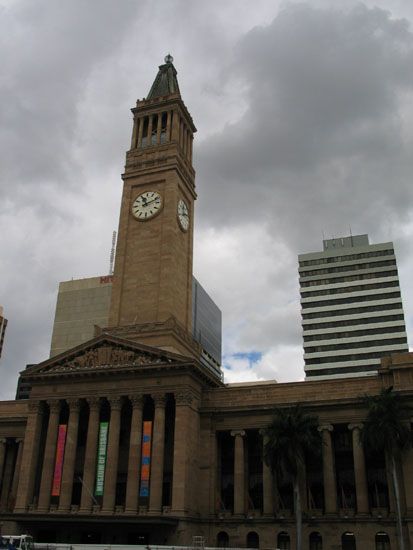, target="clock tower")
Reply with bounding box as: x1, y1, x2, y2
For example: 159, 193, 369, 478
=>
107, 56, 198, 357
